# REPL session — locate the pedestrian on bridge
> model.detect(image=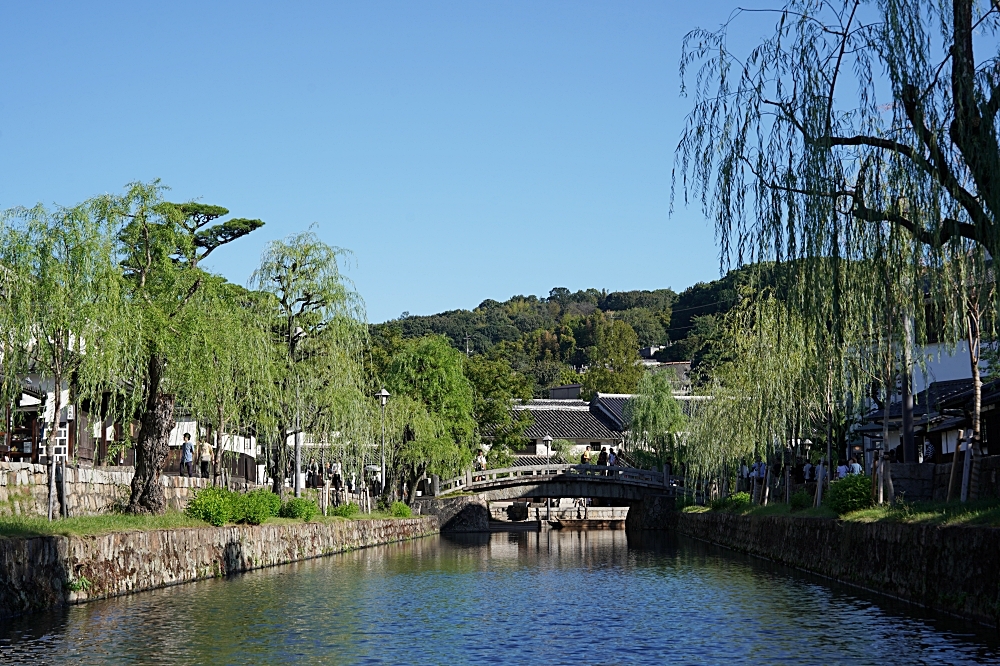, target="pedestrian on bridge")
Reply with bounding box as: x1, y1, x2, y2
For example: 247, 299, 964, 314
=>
581, 448, 592, 466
